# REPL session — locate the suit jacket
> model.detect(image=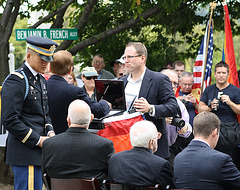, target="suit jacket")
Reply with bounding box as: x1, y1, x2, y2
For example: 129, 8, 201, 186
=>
108, 147, 174, 189
47, 75, 110, 134
42, 127, 115, 182
121, 68, 178, 158
174, 140, 240, 190
99, 69, 115, 79
1, 63, 53, 165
